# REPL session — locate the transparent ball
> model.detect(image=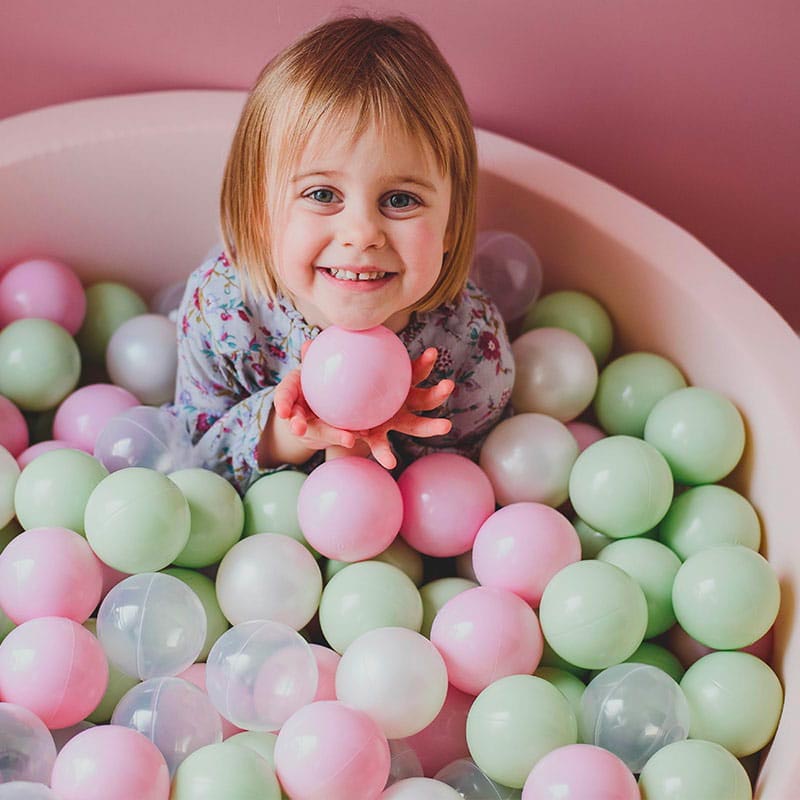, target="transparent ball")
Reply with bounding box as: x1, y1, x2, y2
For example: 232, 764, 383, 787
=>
150, 279, 187, 322
435, 758, 521, 799
0, 783, 59, 799
94, 405, 197, 474
579, 663, 690, 772
385, 739, 424, 788
0, 703, 57, 784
